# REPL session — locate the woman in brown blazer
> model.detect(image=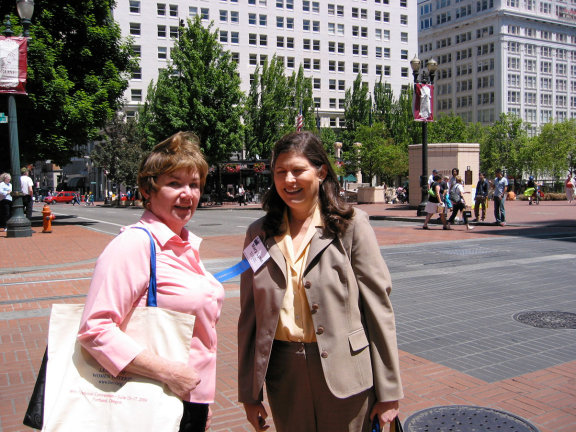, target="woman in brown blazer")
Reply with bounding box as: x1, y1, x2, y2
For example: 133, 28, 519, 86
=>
238, 131, 403, 432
